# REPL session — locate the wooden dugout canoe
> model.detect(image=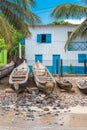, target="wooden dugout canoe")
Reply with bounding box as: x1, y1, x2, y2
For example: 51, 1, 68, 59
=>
0, 61, 14, 79
9, 61, 29, 93
33, 62, 56, 94
56, 78, 73, 92
77, 79, 87, 94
